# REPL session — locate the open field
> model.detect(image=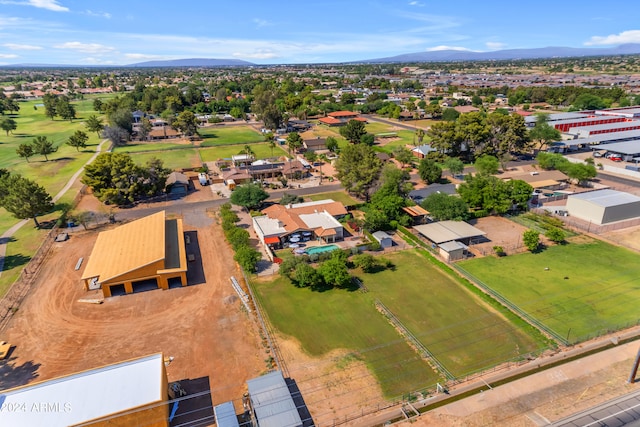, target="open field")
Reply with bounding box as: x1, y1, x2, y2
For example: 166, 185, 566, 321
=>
199, 125, 263, 146
252, 274, 437, 398
359, 250, 545, 376
112, 141, 188, 153
307, 191, 360, 206
128, 148, 202, 170
457, 237, 640, 343
1, 208, 265, 415
252, 249, 546, 403
200, 143, 278, 162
